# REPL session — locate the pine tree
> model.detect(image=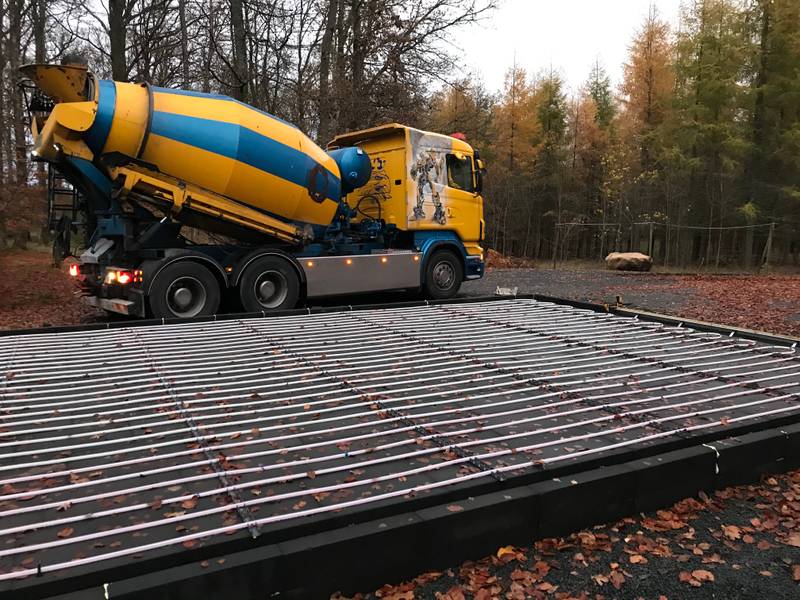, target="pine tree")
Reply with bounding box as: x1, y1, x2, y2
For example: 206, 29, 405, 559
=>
587, 60, 616, 128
